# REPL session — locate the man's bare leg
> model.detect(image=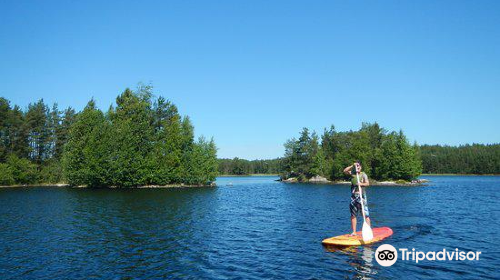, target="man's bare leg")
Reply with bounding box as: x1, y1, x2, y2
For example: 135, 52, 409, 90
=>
351, 216, 357, 235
